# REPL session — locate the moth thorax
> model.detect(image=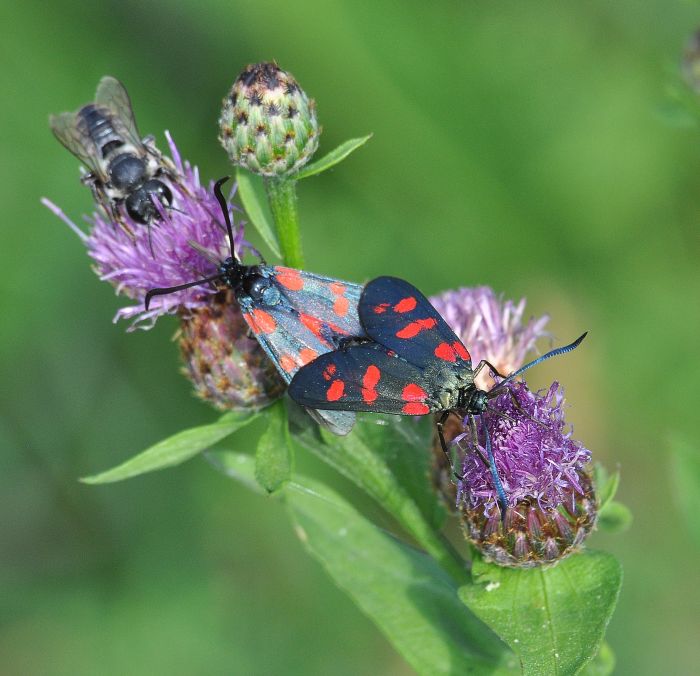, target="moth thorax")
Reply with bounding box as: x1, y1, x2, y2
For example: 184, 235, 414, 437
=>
461, 387, 488, 414
244, 274, 281, 306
